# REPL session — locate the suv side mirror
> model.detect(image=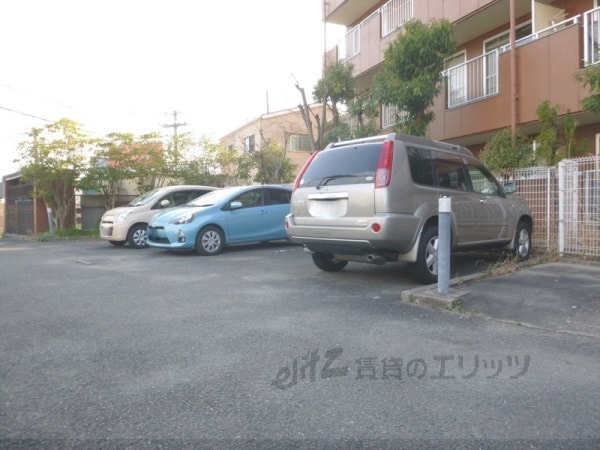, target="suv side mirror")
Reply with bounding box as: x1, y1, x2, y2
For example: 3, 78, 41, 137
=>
503, 182, 516, 195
